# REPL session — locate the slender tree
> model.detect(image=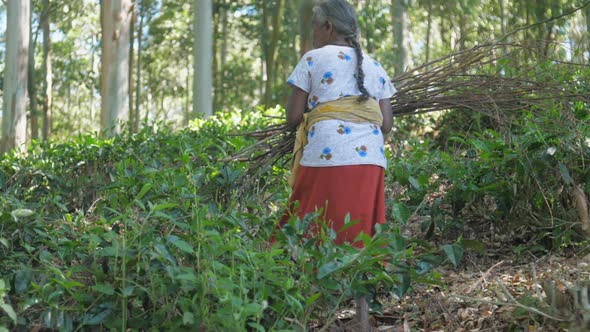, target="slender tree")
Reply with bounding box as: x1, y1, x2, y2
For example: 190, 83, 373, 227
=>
28, 0, 39, 141
101, 0, 132, 136
2, 0, 30, 154
193, 0, 213, 118
392, 0, 406, 75
298, 0, 314, 56
41, 0, 52, 140
261, 0, 285, 107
